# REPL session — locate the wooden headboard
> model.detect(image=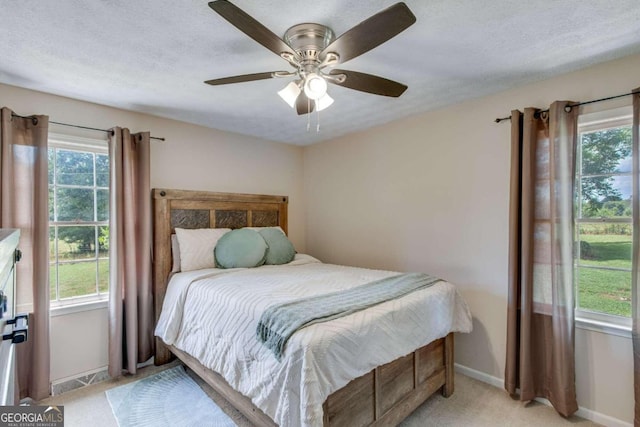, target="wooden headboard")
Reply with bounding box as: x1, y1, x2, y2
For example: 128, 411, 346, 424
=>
152, 188, 288, 364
